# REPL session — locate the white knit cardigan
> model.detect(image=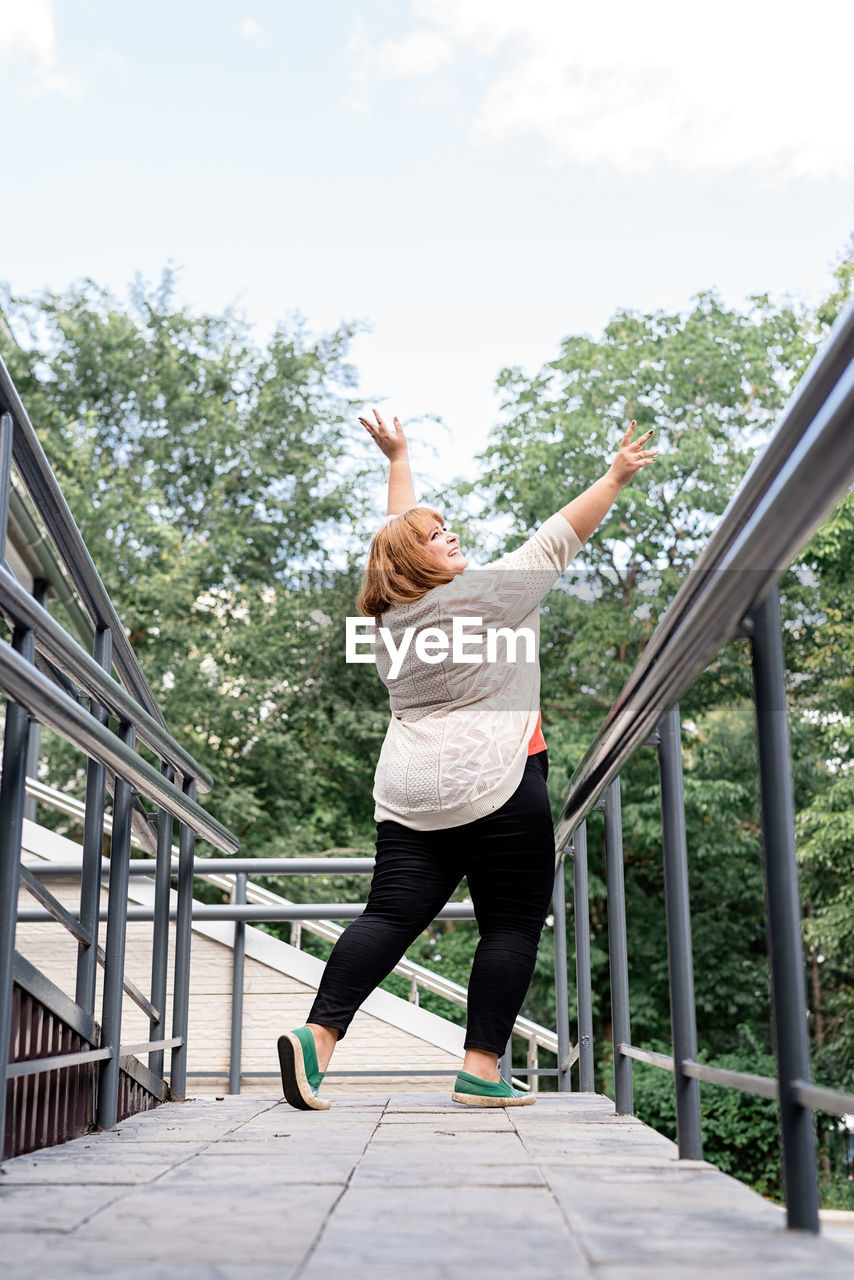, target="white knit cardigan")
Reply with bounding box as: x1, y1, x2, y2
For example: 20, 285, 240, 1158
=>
372, 512, 582, 830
